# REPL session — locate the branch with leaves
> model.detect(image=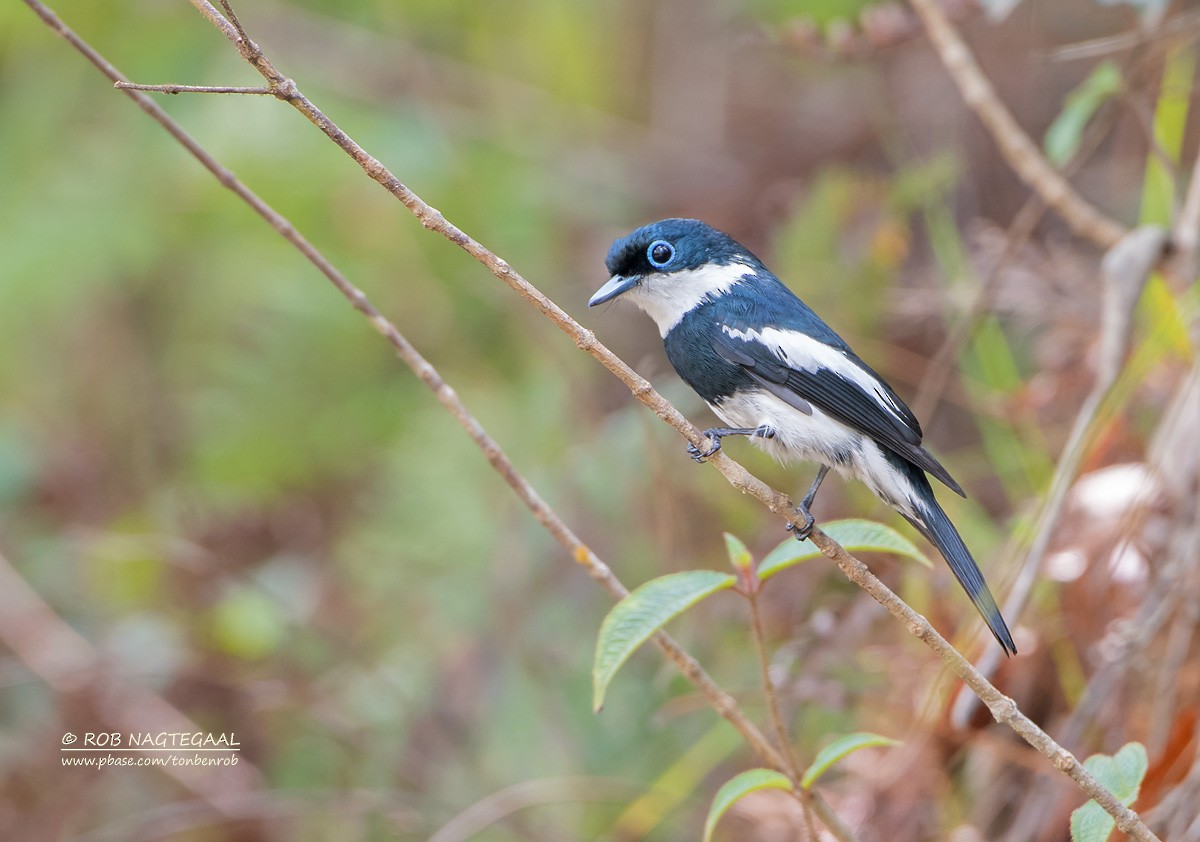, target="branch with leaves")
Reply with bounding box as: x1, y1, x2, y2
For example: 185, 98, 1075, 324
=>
26, 2, 847, 837
22, 1, 1167, 839
594, 525, 915, 839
